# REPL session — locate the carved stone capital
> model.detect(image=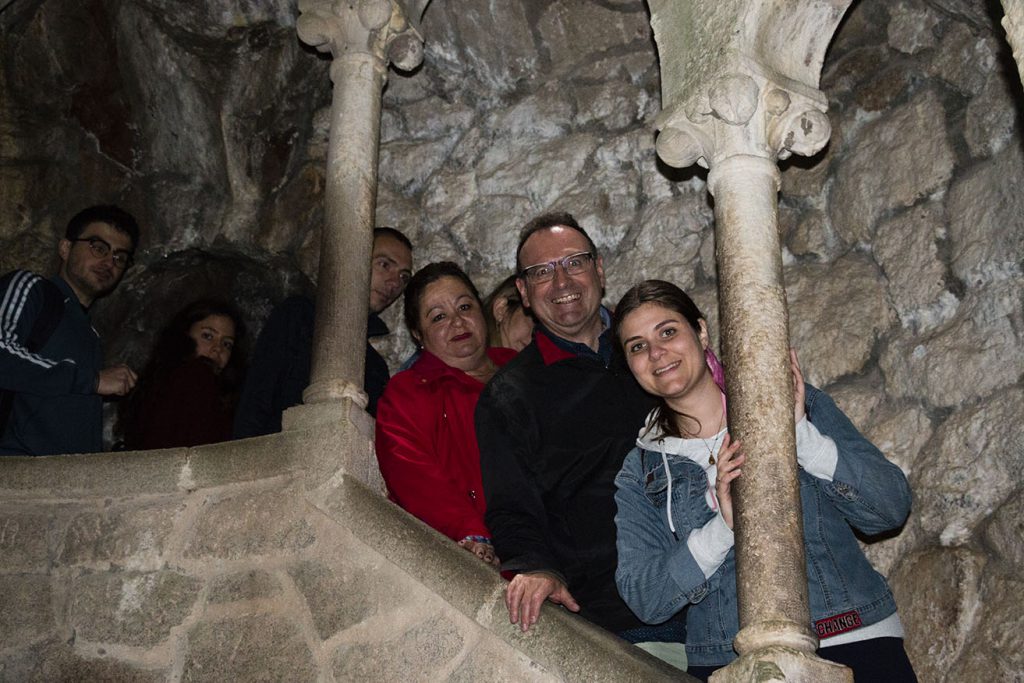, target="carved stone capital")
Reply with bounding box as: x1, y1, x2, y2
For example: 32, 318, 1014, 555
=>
297, 0, 425, 80
655, 70, 830, 169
